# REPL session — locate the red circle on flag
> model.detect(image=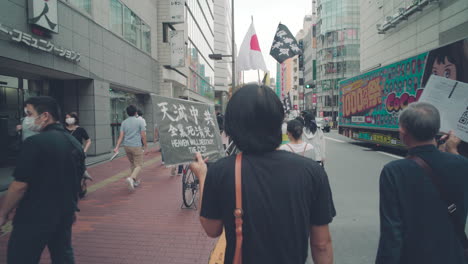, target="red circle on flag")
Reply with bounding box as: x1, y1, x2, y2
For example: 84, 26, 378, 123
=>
250, 35, 261, 51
